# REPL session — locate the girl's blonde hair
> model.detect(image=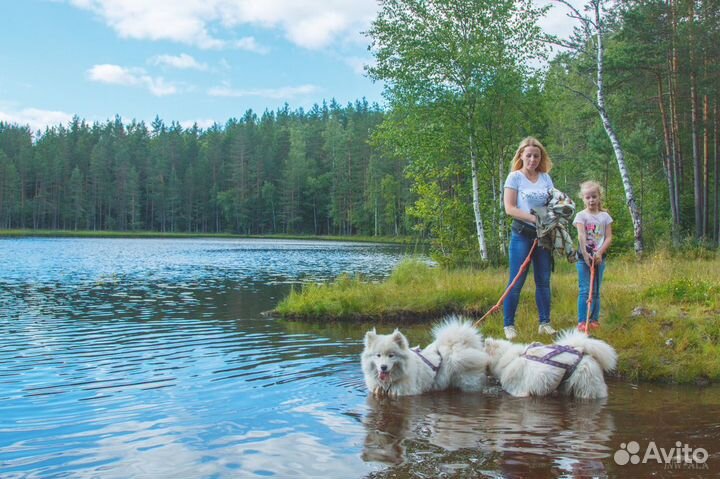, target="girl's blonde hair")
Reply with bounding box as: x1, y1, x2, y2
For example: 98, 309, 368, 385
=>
510, 137, 553, 173
579, 180, 607, 211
